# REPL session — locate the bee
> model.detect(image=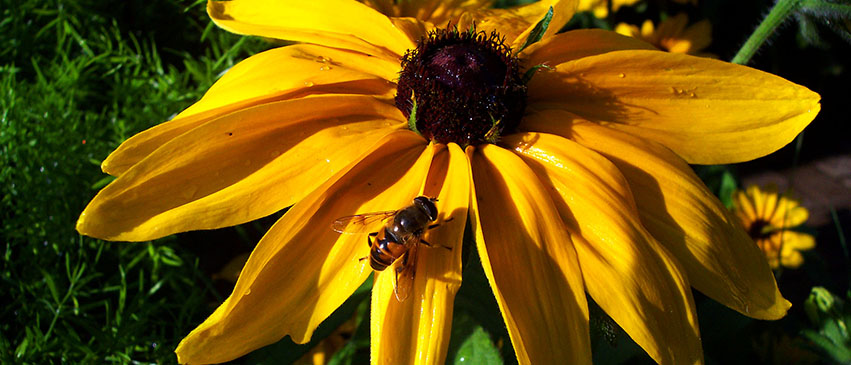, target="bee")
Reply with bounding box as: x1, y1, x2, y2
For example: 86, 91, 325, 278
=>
332, 196, 451, 301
